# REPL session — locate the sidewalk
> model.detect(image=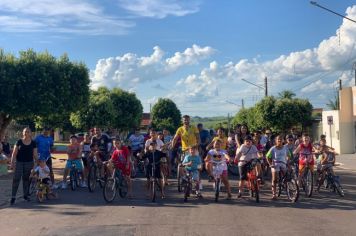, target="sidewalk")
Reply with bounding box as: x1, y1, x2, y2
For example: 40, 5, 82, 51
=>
0, 156, 66, 207
335, 153, 356, 171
